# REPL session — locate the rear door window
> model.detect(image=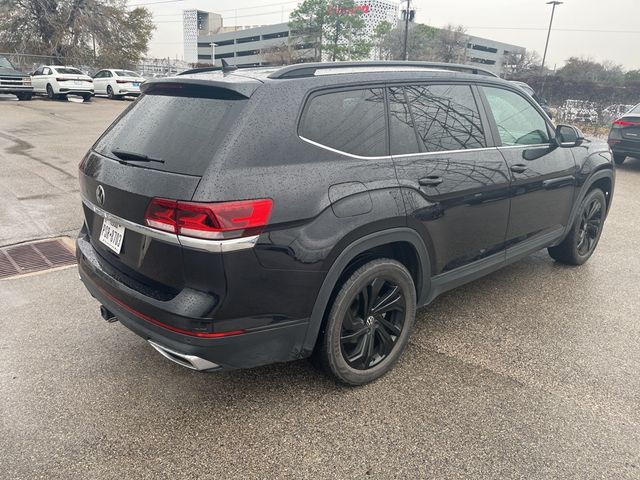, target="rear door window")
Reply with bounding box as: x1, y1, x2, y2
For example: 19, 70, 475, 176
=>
299, 88, 387, 157
403, 84, 486, 152
93, 88, 247, 176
